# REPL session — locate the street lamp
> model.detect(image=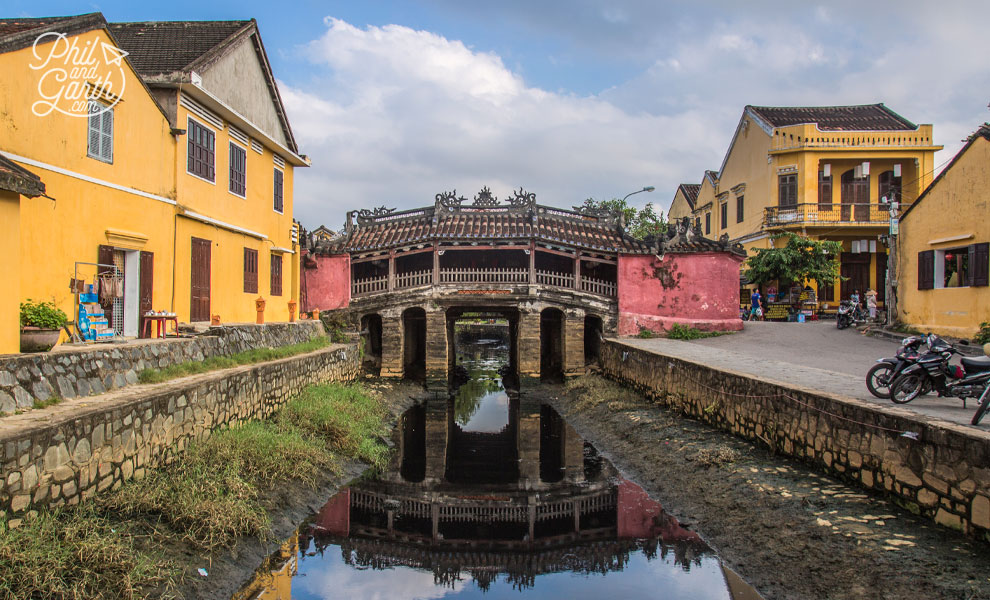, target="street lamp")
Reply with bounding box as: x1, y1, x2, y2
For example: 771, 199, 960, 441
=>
621, 186, 655, 202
